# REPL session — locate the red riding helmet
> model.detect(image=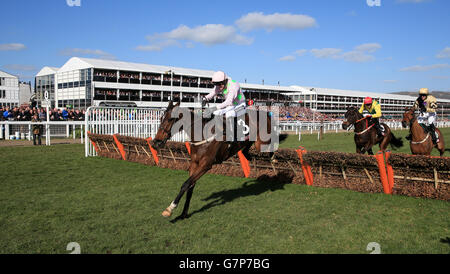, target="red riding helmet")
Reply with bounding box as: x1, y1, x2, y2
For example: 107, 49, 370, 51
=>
364, 97, 373, 105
